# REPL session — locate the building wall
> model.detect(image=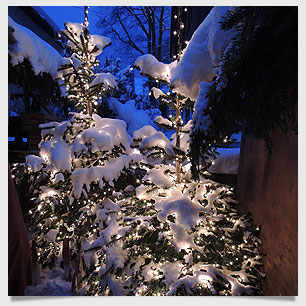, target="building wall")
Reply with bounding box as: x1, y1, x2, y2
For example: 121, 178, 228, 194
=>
237, 125, 298, 295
